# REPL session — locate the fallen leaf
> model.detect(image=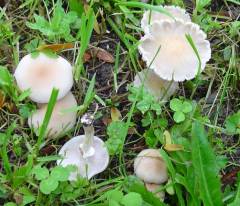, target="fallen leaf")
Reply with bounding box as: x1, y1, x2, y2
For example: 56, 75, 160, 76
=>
102, 116, 112, 126
163, 130, 171, 145
164, 144, 184, 151
90, 47, 114, 63
111, 107, 122, 121
37, 43, 75, 52
40, 145, 56, 155
0, 91, 5, 109
5, 102, 18, 113
83, 52, 91, 62
163, 130, 184, 151
128, 127, 137, 135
